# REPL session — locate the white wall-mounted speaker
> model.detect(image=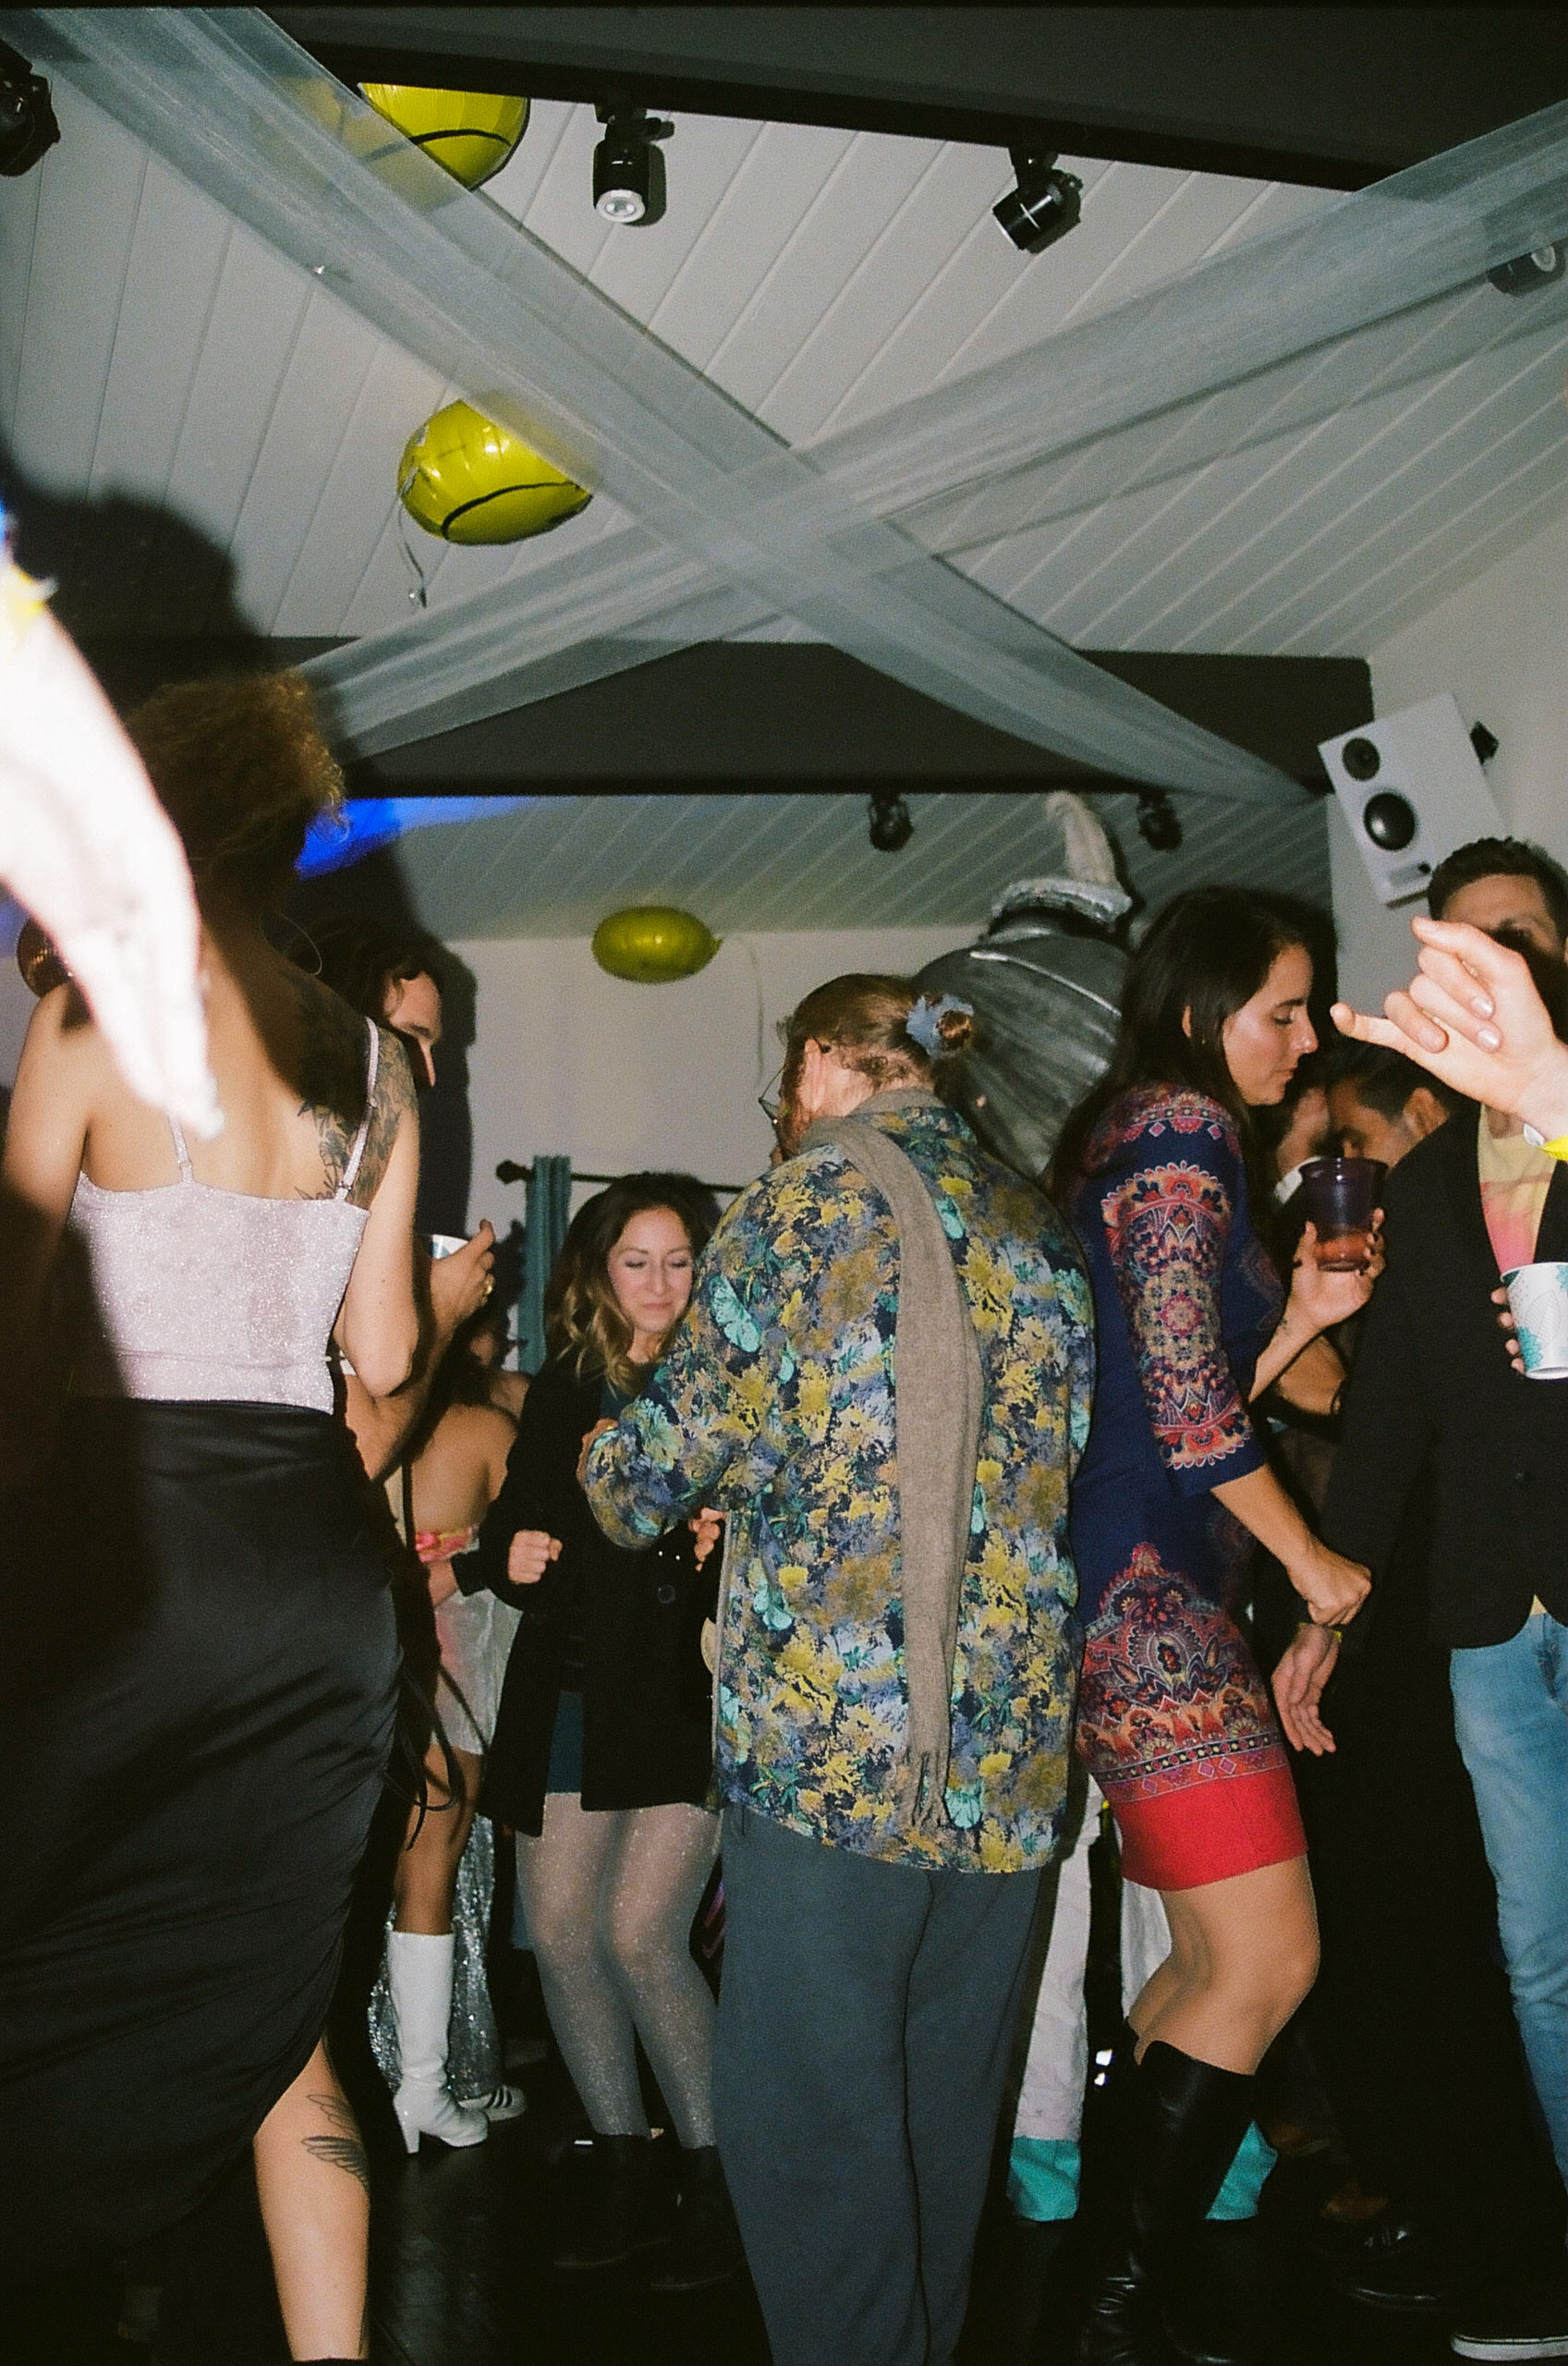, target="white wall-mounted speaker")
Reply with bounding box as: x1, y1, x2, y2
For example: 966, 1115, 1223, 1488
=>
1319, 692, 1506, 909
